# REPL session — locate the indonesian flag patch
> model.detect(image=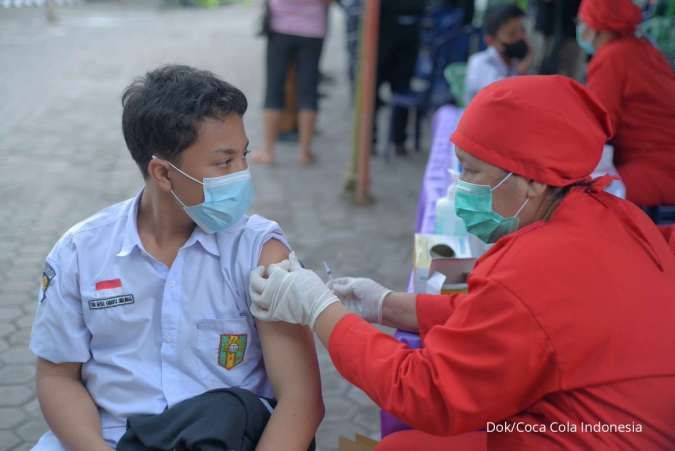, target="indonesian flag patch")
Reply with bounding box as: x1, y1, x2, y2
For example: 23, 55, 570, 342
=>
95, 279, 122, 291
89, 278, 134, 310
